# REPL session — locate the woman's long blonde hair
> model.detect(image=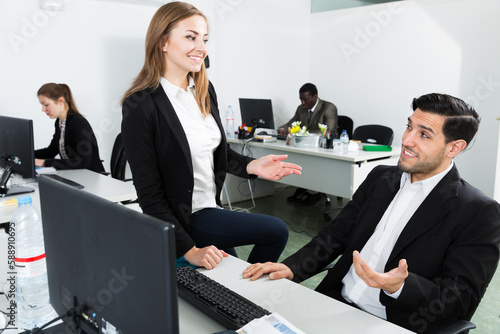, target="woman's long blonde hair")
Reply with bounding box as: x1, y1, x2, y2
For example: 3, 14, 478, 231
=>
122, 1, 210, 116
